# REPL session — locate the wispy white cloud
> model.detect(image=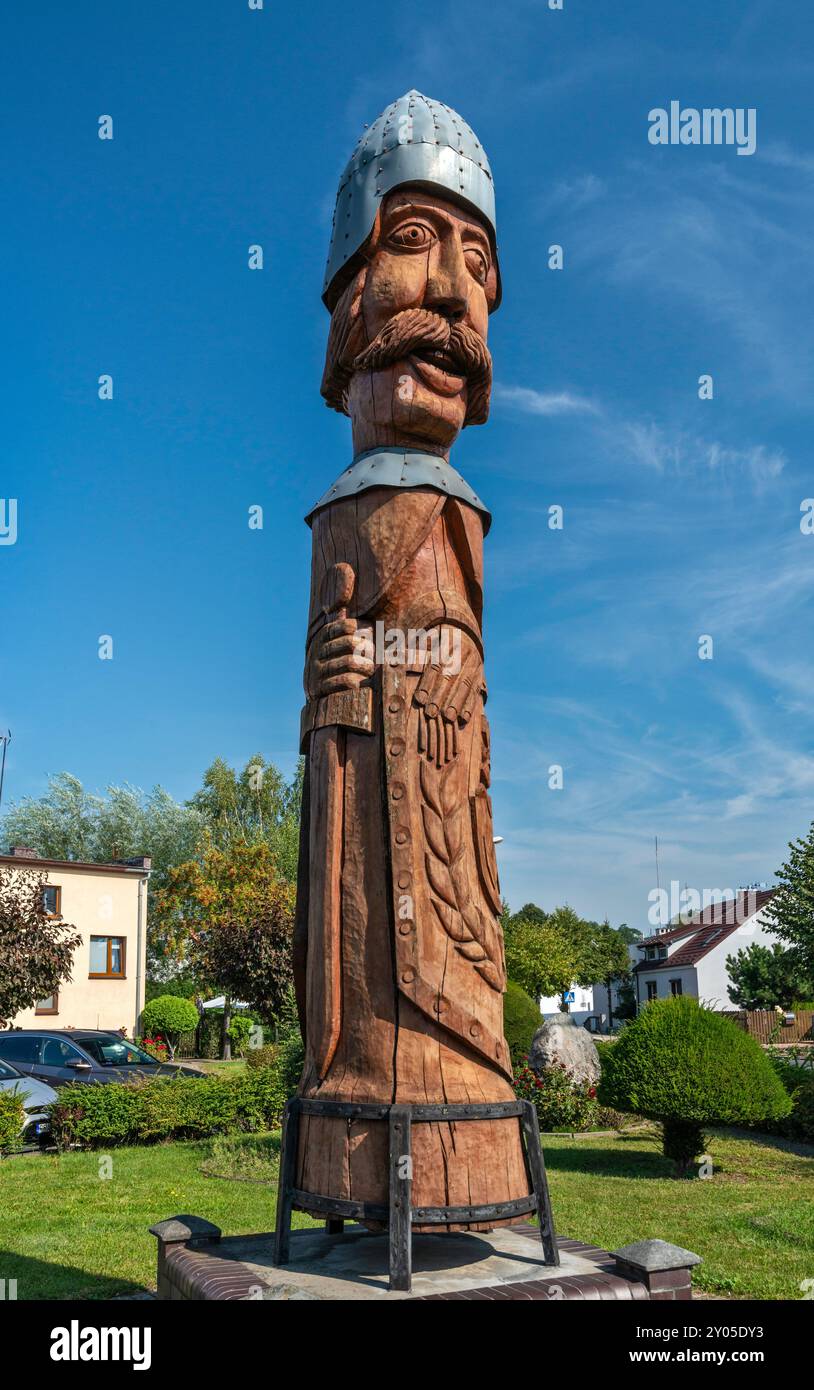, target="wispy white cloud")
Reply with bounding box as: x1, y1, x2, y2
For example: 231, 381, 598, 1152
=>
493, 384, 600, 417
546, 155, 814, 407
606, 422, 787, 491
760, 142, 814, 176
495, 381, 788, 492
538, 173, 607, 215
